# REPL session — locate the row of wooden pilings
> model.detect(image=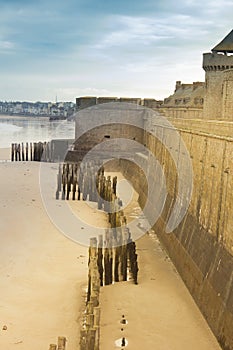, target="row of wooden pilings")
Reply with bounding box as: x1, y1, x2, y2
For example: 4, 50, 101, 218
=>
54, 161, 139, 349
80, 231, 138, 349
11, 141, 53, 162
80, 237, 101, 350
56, 161, 117, 205
56, 161, 139, 284
79, 162, 139, 350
